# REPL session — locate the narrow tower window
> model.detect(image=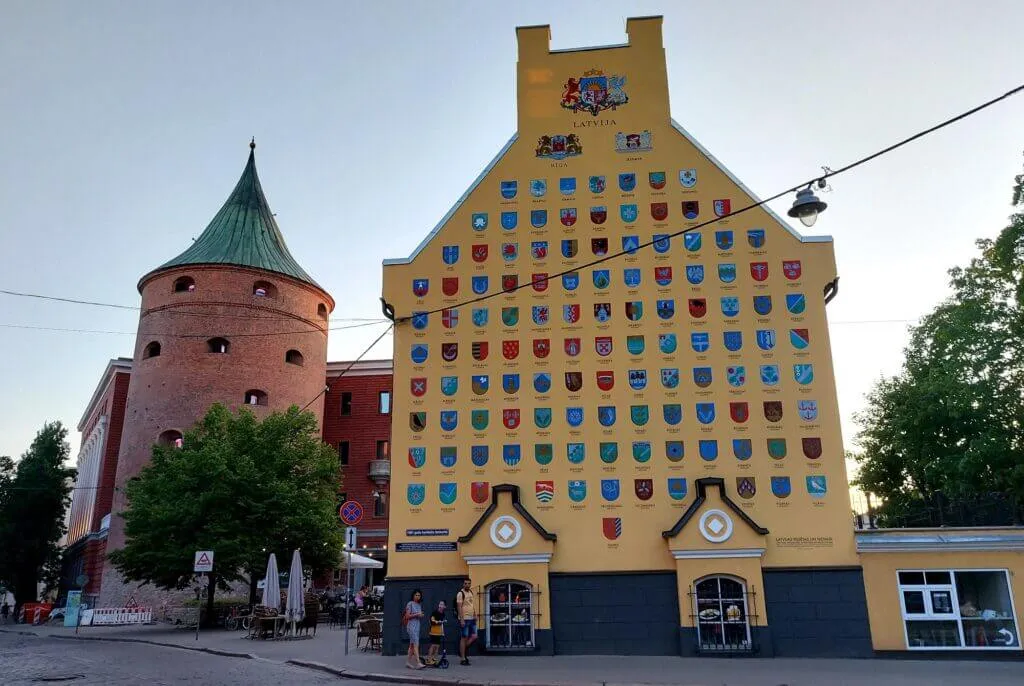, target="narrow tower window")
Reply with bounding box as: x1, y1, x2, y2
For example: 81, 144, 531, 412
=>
317, 303, 328, 318
244, 389, 268, 406
142, 341, 161, 359
252, 280, 277, 298
173, 276, 195, 293
285, 349, 304, 366
207, 337, 230, 354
